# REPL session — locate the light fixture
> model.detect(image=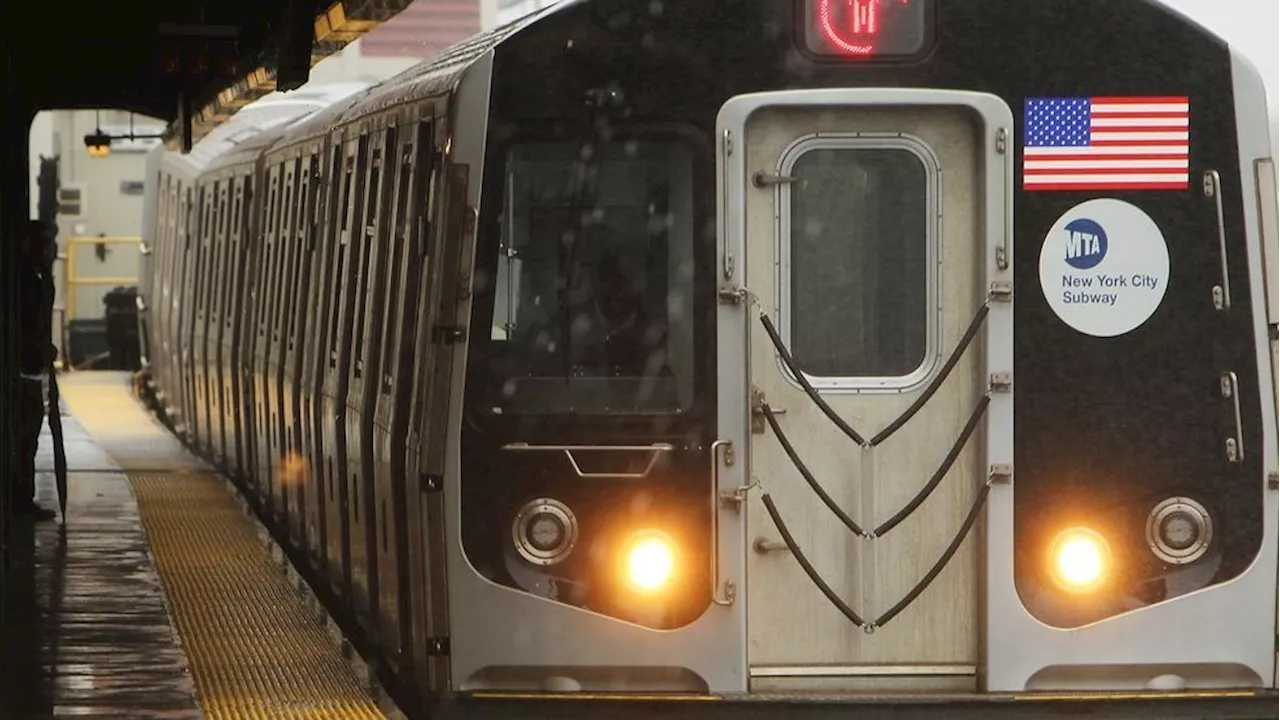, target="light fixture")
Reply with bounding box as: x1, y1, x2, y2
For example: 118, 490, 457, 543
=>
1048, 526, 1110, 594
512, 498, 578, 566
622, 529, 676, 595
84, 111, 165, 158
1146, 497, 1212, 565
